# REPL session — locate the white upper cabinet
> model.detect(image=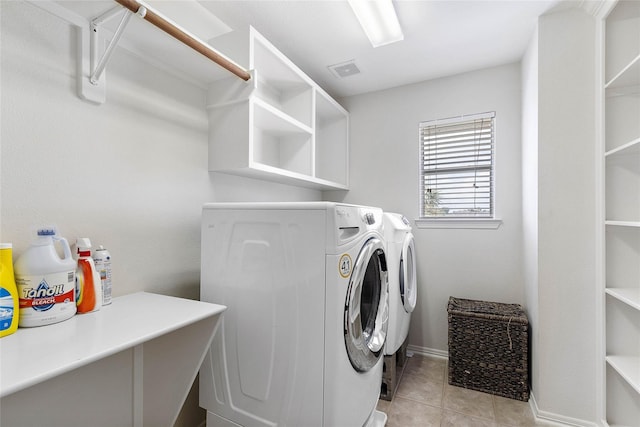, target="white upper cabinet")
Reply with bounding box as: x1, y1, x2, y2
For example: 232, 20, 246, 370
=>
206, 27, 349, 190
